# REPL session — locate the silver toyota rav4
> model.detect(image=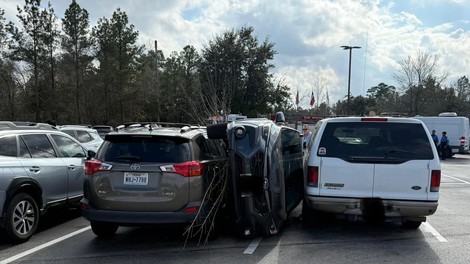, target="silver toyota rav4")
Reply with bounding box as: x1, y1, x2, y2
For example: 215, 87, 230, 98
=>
0, 121, 91, 243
